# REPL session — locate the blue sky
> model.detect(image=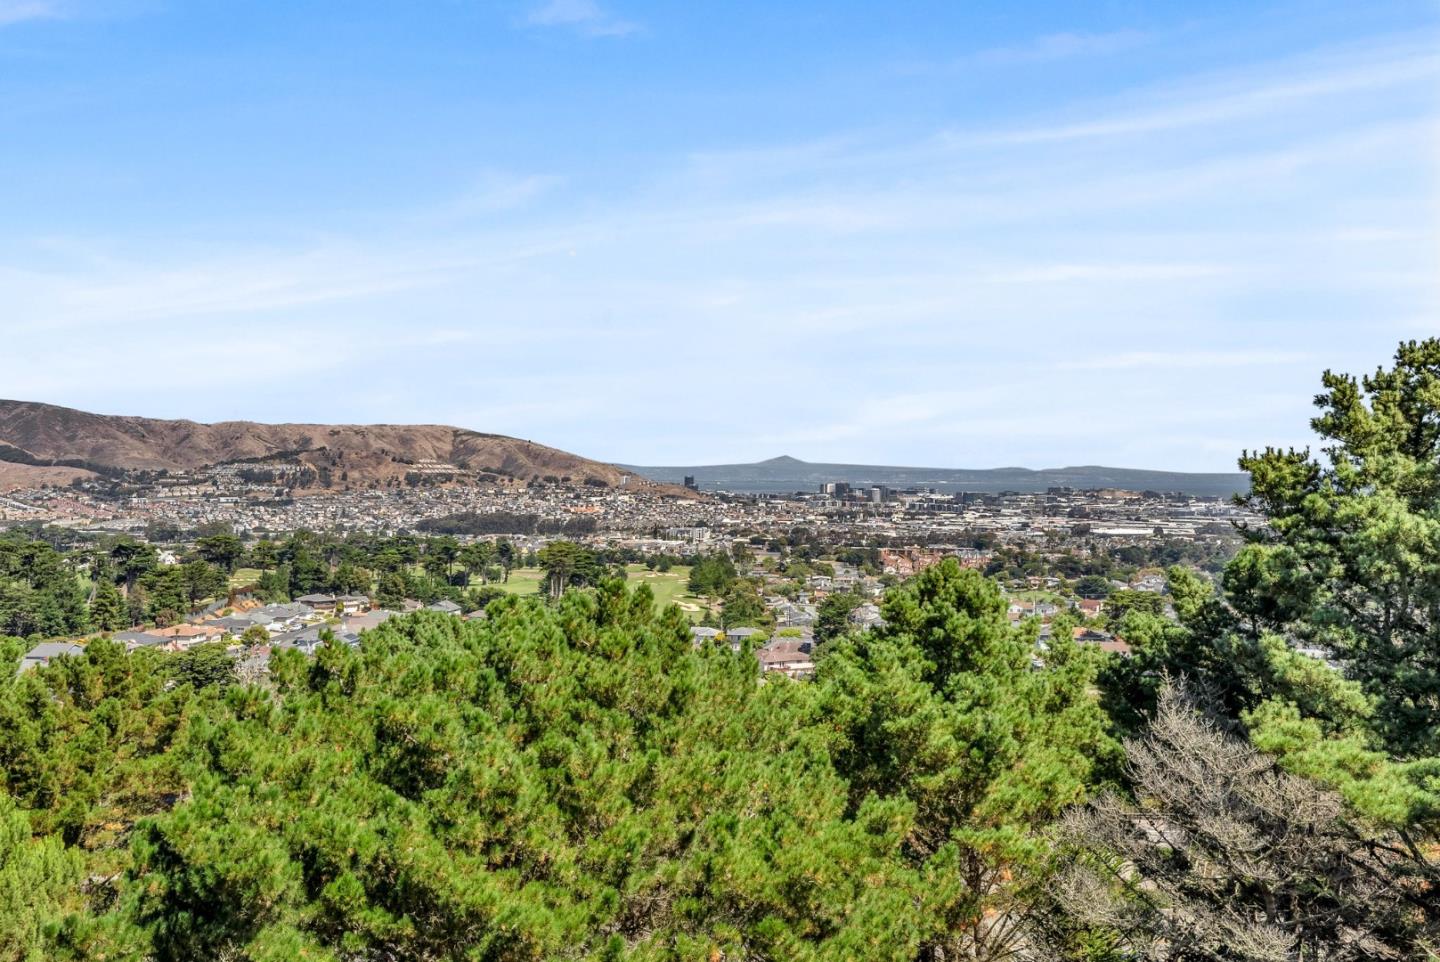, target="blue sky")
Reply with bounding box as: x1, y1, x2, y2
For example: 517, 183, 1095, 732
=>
2, 0, 1437, 470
